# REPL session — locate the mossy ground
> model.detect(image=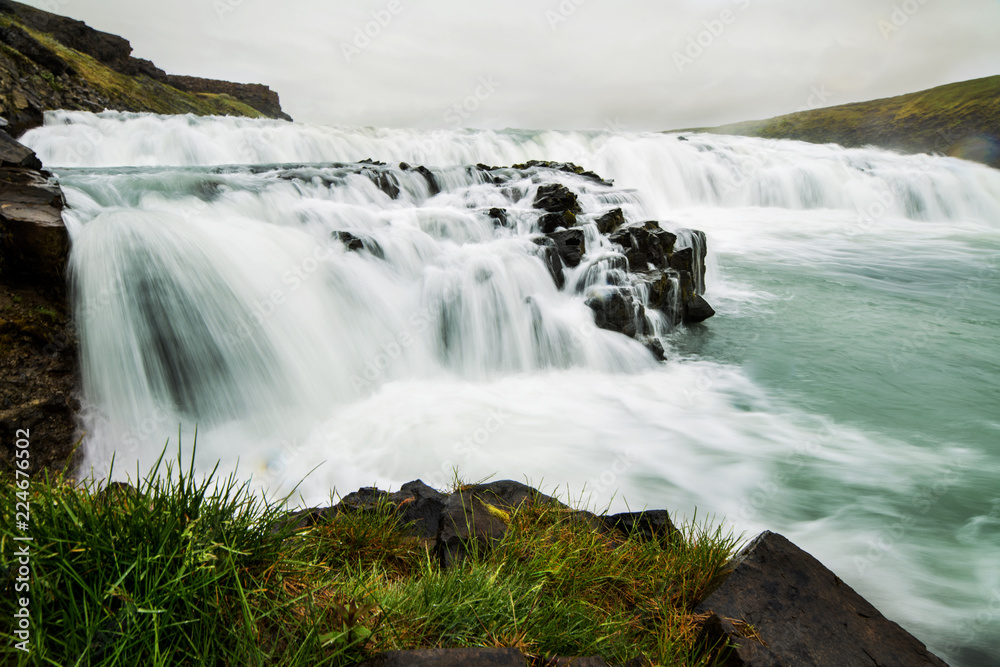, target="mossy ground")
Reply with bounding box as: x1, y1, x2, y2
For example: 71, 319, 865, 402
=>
0, 451, 739, 666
